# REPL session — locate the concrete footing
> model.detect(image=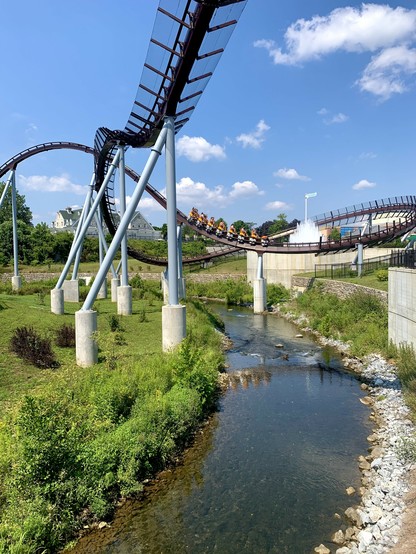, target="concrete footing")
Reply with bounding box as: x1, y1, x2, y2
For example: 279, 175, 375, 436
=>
51, 288, 64, 315
253, 278, 267, 313
117, 285, 132, 315
162, 304, 186, 351
75, 310, 98, 367
97, 278, 108, 299
111, 277, 120, 302
11, 275, 21, 291
62, 279, 79, 302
